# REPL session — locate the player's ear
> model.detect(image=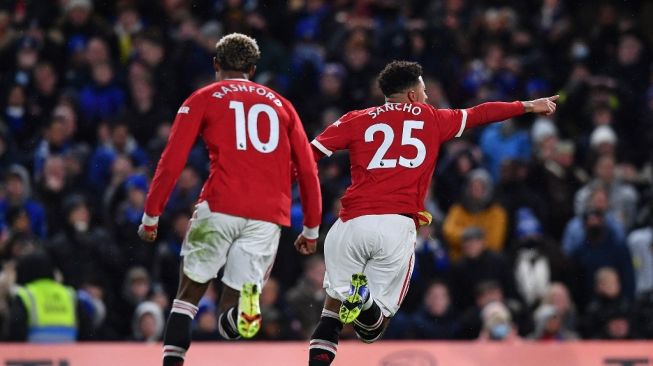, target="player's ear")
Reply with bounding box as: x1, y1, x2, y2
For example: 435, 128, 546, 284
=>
213, 57, 221, 72
407, 90, 416, 103
247, 65, 256, 79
